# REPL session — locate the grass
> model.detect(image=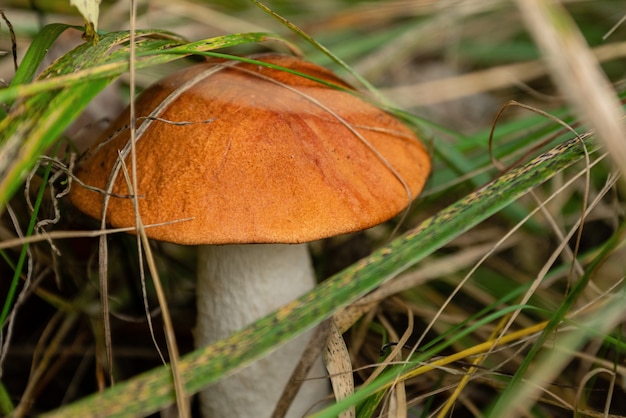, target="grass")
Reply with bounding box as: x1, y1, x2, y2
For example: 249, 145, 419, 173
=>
1, 1, 626, 417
